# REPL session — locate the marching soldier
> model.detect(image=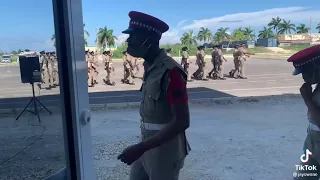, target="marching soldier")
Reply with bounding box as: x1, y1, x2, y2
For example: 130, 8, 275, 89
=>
118, 11, 191, 180
194, 45, 208, 80
50, 52, 59, 86
86, 50, 94, 87
102, 50, 115, 86
192, 46, 202, 80
132, 57, 140, 78
216, 45, 227, 80
121, 51, 135, 85
181, 47, 192, 81
208, 45, 219, 79
89, 51, 99, 84
237, 43, 249, 79
229, 44, 240, 78
288, 45, 320, 180
38, 51, 46, 89
43, 52, 54, 89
